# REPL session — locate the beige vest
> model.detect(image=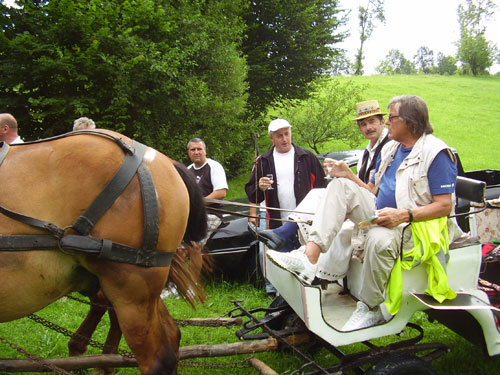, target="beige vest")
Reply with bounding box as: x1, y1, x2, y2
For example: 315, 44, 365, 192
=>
373, 133, 456, 209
